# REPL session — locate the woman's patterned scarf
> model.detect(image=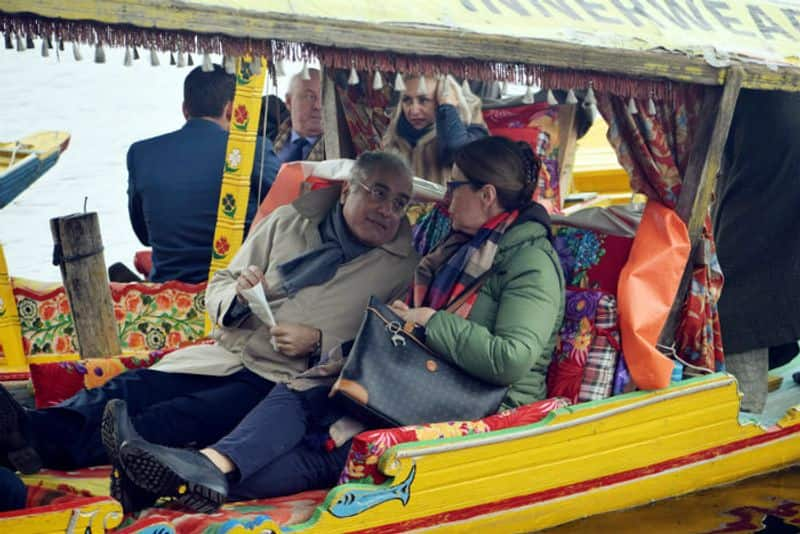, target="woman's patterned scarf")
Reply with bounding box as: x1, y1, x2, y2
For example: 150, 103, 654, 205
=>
411, 210, 519, 318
